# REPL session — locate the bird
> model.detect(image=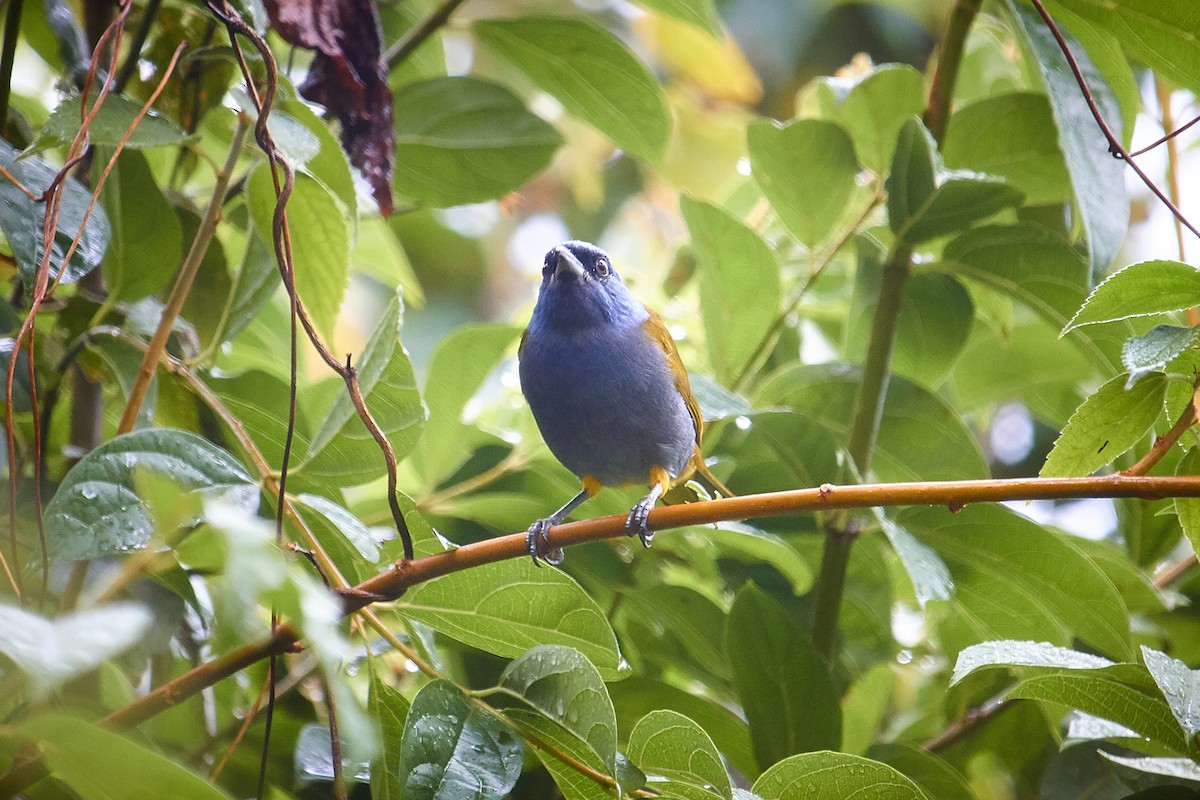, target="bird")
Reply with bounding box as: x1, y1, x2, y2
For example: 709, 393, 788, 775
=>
518, 240, 731, 565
